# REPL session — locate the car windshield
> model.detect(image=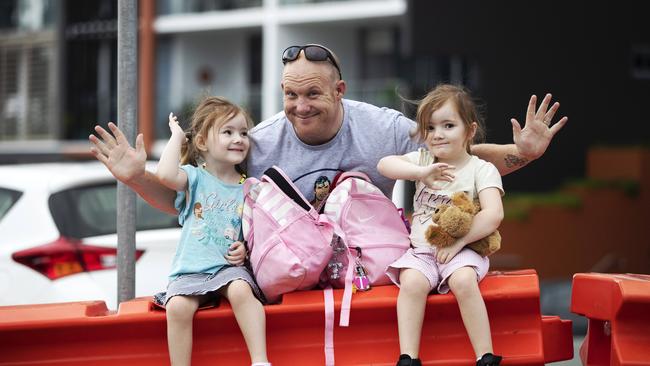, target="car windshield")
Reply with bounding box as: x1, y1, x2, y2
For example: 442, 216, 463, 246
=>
49, 183, 179, 239
0, 188, 22, 221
